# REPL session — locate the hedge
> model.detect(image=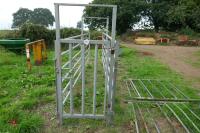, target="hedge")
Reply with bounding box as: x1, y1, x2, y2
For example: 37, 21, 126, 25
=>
0, 23, 102, 48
